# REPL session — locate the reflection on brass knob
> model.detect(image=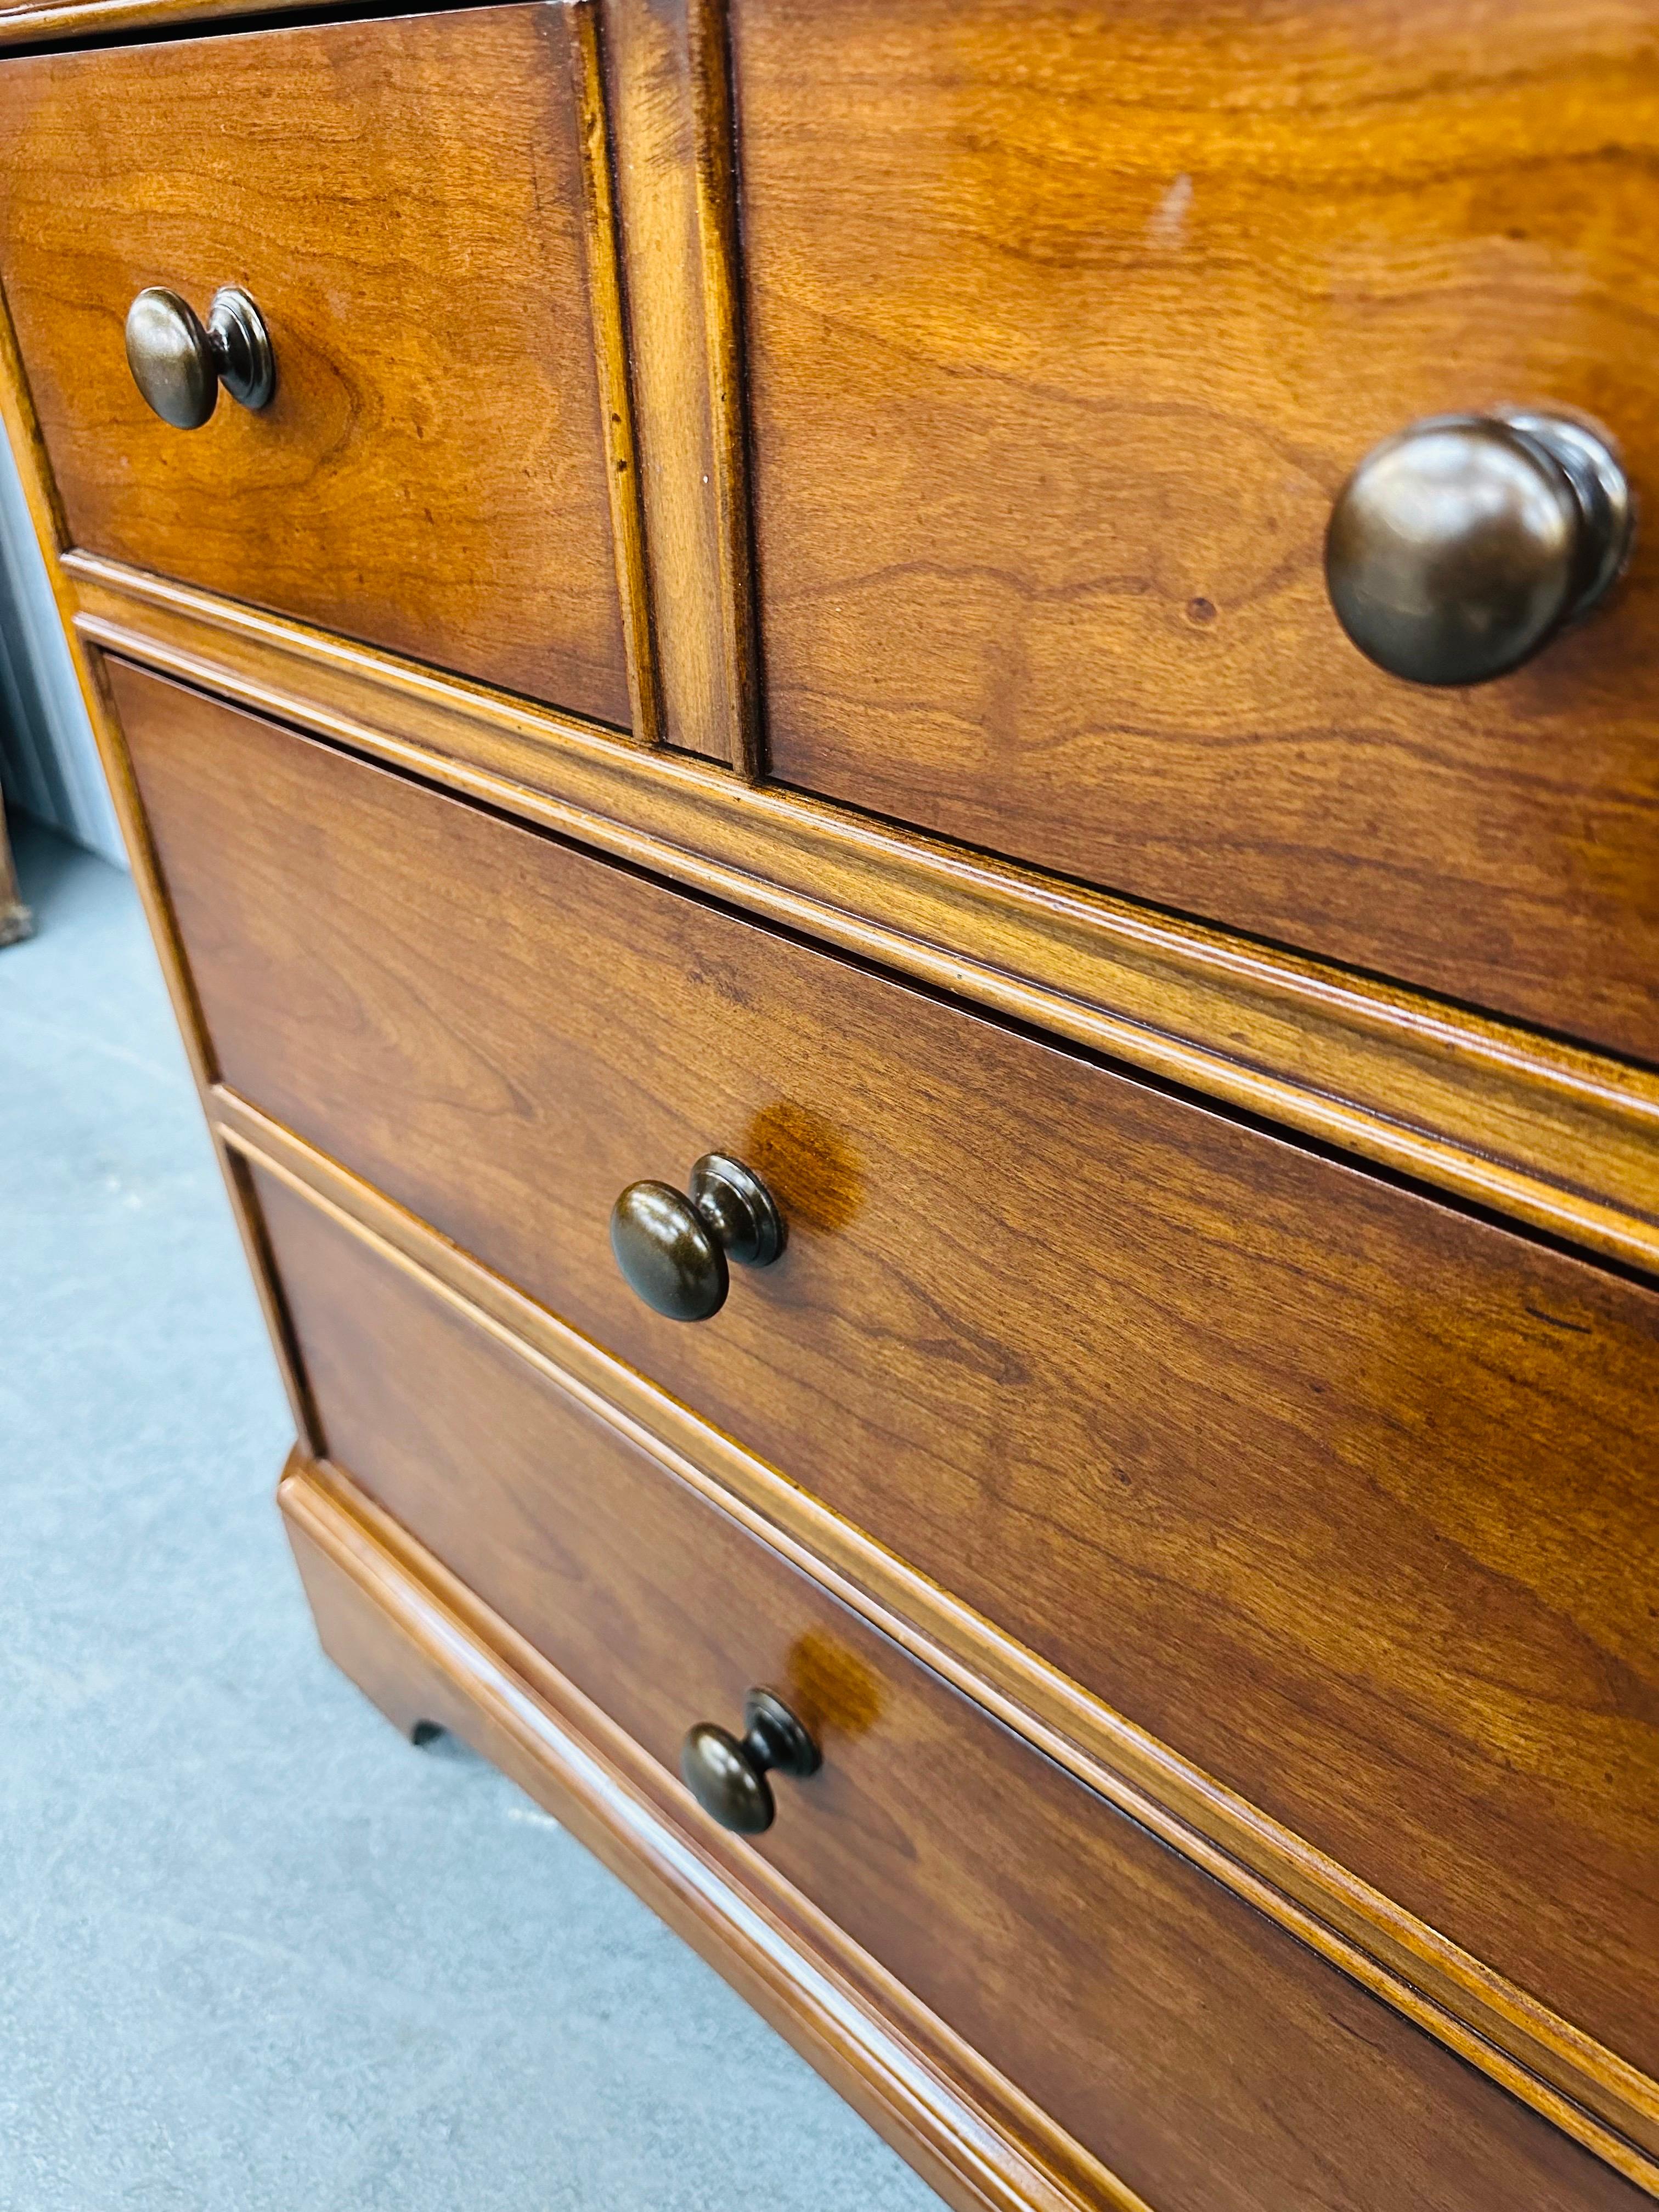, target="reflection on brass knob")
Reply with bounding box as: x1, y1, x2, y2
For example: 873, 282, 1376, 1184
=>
1325, 411, 1630, 685
681, 1688, 821, 1835
125, 285, 275, 430
610, 1153, 783, 1323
